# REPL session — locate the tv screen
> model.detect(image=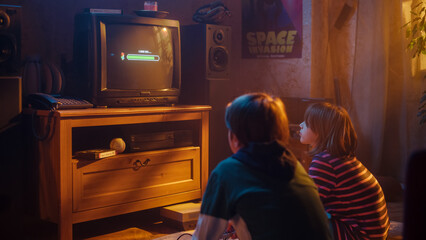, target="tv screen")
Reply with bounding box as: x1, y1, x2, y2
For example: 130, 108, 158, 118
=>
71, 14, 181, 107
105, 24, 176, 90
